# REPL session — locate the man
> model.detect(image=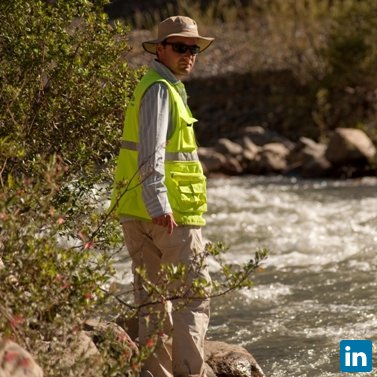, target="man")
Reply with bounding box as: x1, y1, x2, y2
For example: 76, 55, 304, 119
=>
111, 16, 214, 377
